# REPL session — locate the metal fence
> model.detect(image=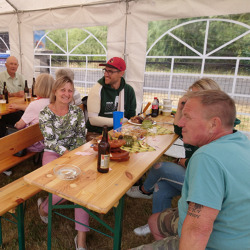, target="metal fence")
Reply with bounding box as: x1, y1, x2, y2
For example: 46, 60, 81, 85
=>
1, 17, 250, 134
144, 18, 250, 133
